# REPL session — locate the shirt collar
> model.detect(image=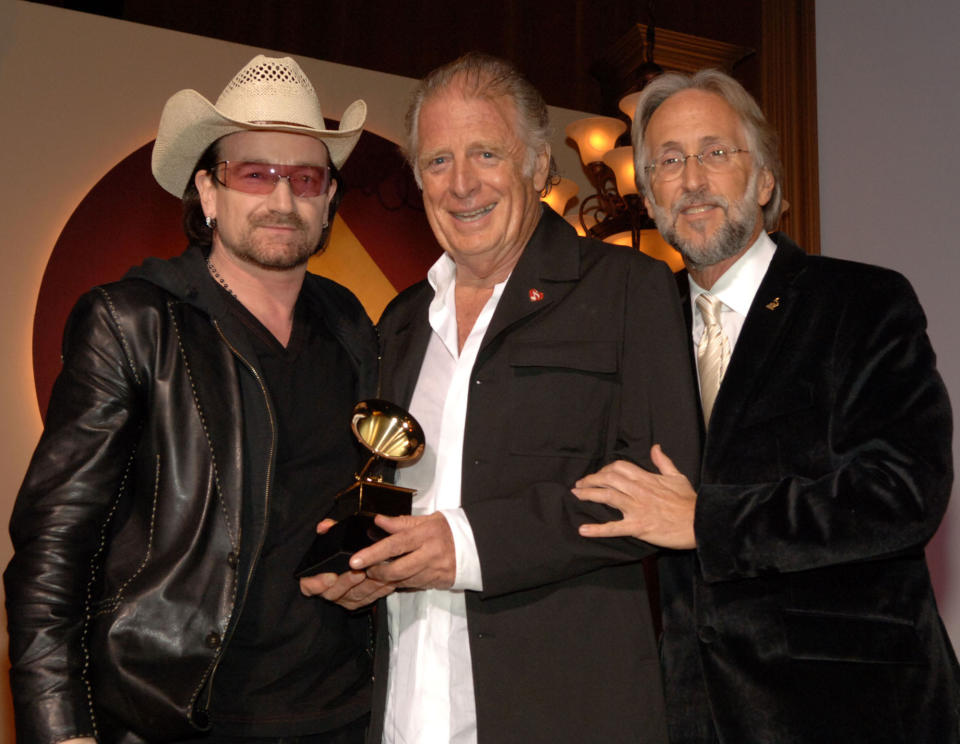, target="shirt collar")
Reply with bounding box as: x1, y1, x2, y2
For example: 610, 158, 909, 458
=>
425, 252, 511, 355
427, 252, 458, 296
688, 231, 776, 316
